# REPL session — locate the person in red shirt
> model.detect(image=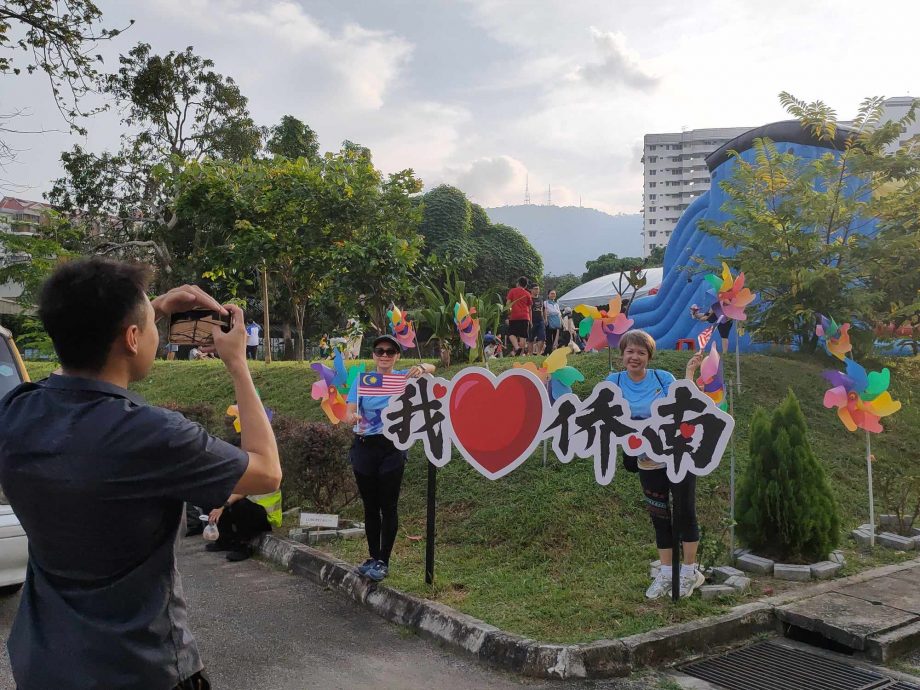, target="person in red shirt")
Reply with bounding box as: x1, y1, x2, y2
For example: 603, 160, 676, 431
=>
505, 276, 533, 356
